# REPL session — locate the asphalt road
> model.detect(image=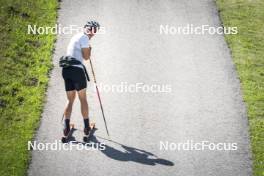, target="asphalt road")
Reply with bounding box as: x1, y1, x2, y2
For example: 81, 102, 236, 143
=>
28, 0, 252, 175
